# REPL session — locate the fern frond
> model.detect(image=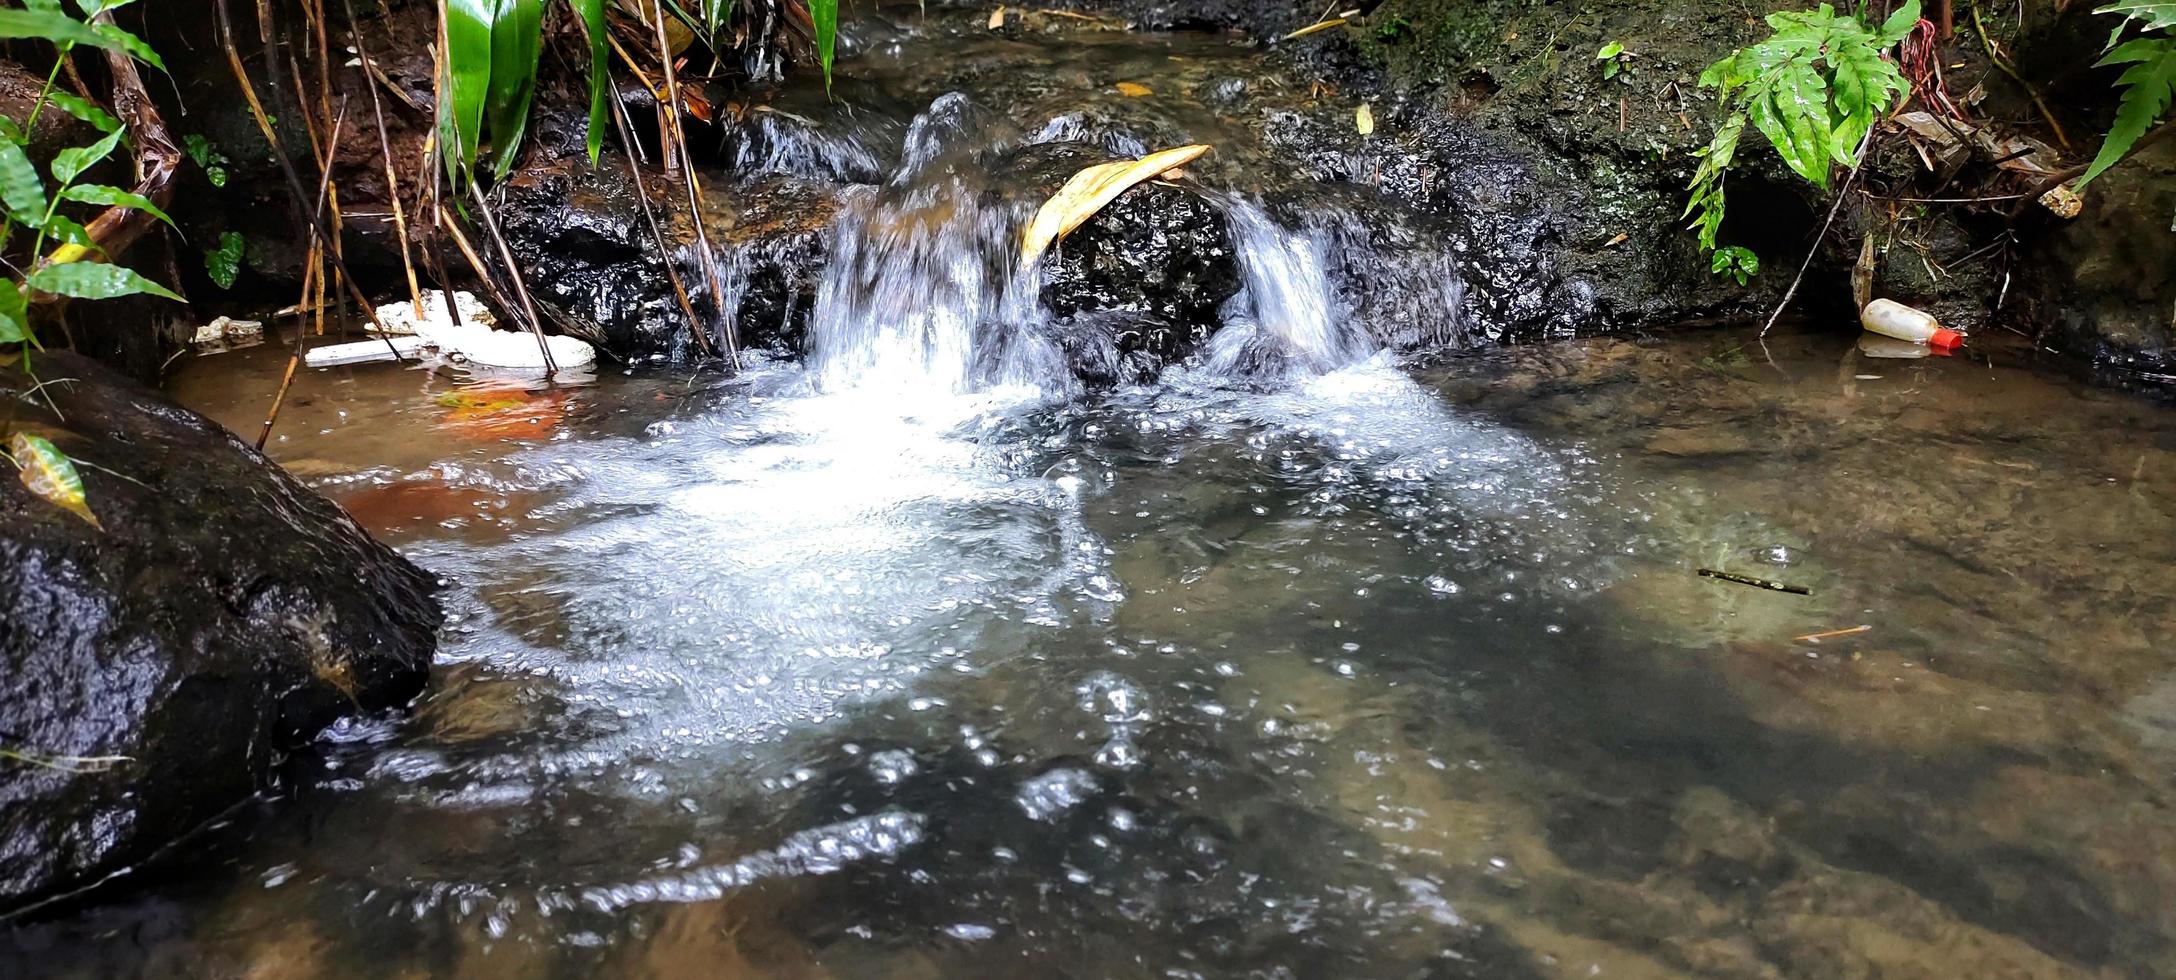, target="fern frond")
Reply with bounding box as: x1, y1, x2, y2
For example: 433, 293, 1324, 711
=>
2078, 36, 2176, 188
